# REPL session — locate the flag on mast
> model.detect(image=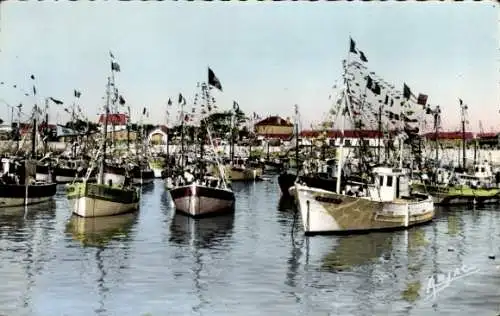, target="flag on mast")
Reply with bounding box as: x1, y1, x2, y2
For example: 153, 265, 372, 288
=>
208, 67, 222, 91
